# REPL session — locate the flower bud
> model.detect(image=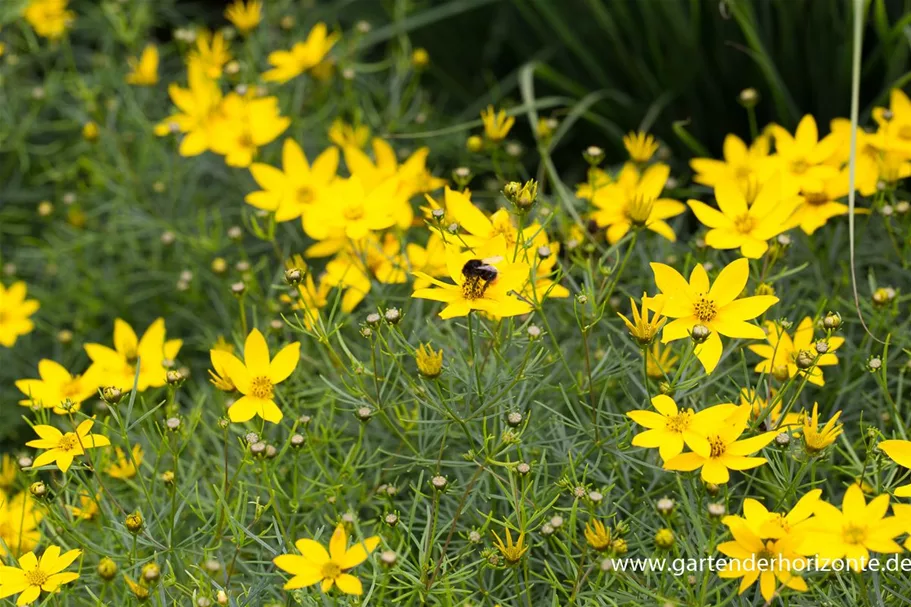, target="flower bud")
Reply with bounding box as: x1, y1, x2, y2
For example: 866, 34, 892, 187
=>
98, 557, 117, 581
690, 324, 710, 343
126, 511, 144, 534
